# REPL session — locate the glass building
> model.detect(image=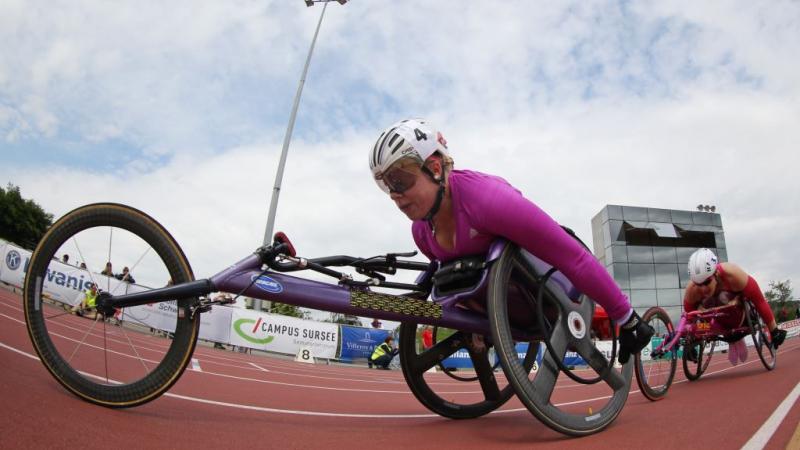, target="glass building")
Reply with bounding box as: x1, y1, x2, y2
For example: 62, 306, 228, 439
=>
590, 205, 726, 324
